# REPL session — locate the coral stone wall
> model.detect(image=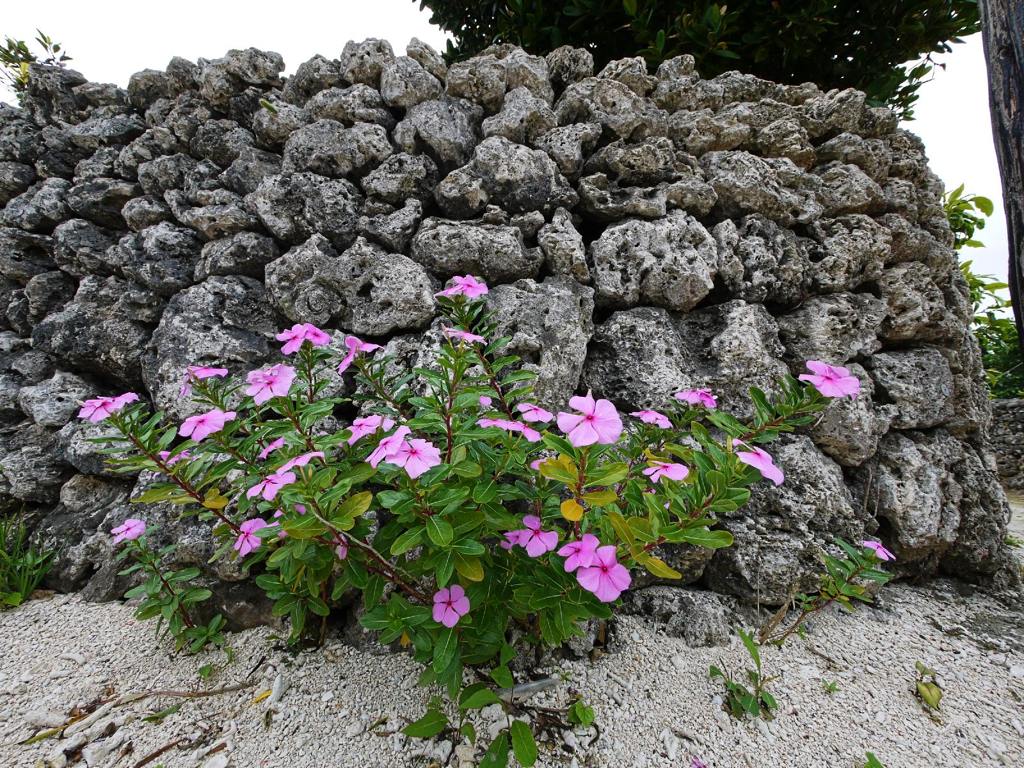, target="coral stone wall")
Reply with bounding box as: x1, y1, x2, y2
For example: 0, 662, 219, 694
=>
0, 39, 1012, 619
991, 399, 1024, 490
